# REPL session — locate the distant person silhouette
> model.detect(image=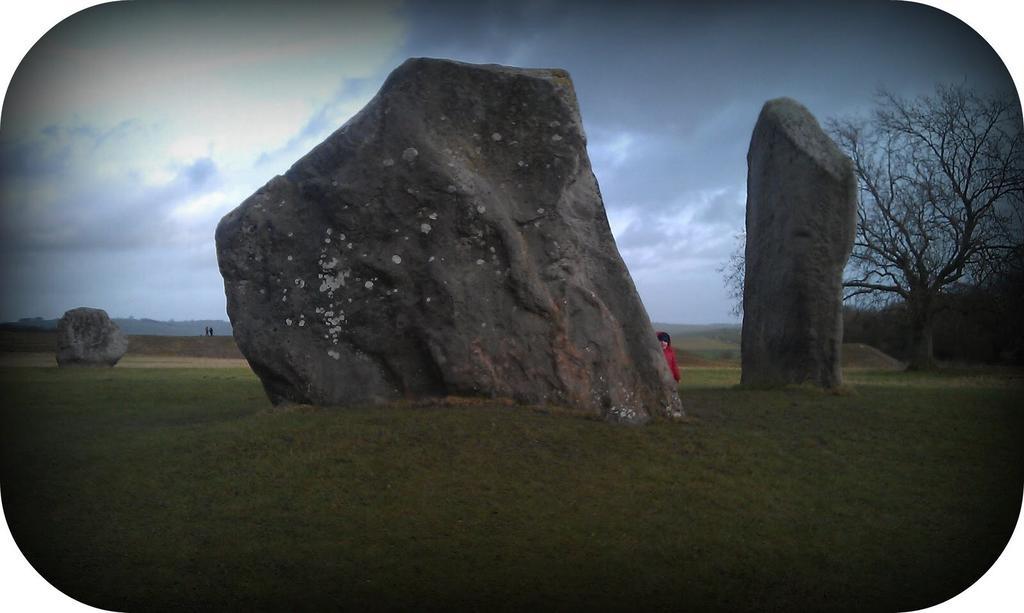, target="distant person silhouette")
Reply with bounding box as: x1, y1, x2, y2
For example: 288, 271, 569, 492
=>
657, 331, 680, 382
